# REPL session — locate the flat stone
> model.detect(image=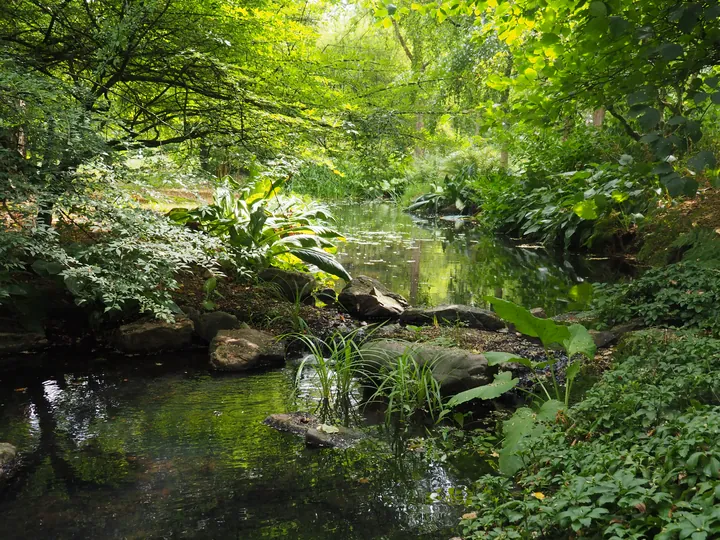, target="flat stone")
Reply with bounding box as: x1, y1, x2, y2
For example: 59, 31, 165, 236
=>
338, 276, 409, 320
0, 442, 17, 477
590, 320, 643, 348
0, 332, 48, 355
400, 305, 504, 331
209, 328, 285, 371
305, 426, 364, 449
530, 307, 547, 319
259, 268, 316, 301
263, 413, 364, 449
192, 310, 241, 342
315, 288, 337, 305
112, 318, 193, 354
360, 340, 496, 396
